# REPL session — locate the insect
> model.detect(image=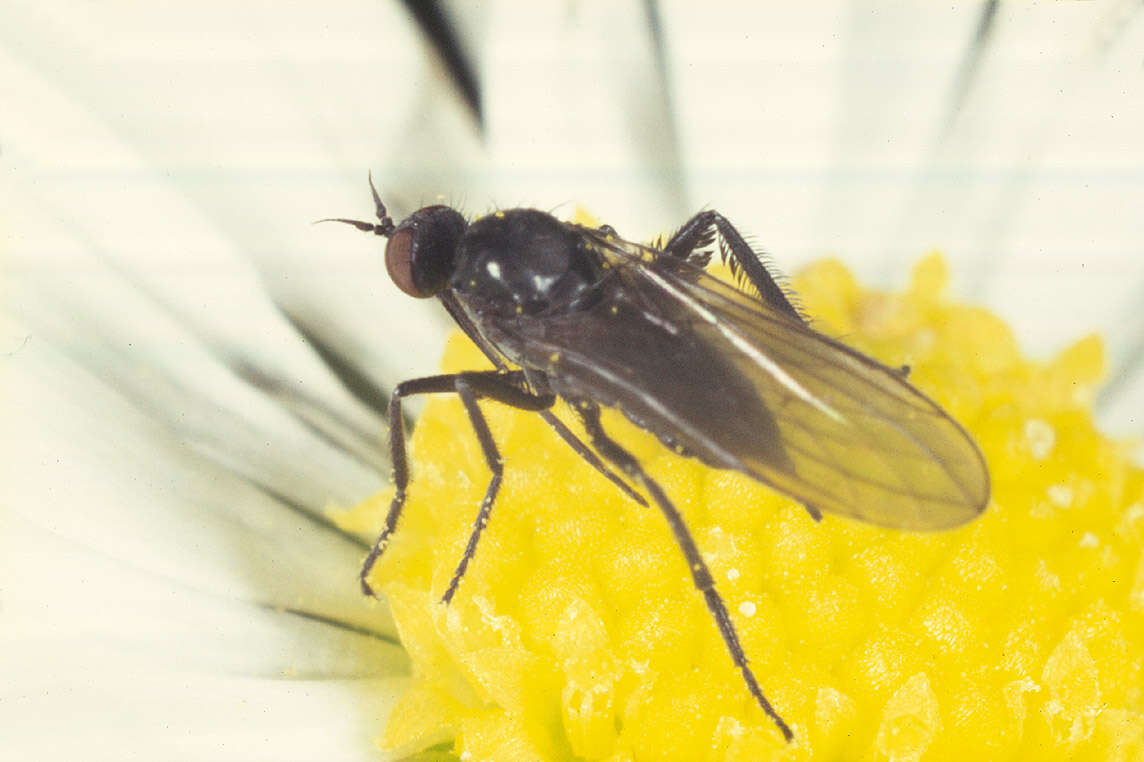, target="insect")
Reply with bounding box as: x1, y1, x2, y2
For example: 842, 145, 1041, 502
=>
327, 178, 991, 741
